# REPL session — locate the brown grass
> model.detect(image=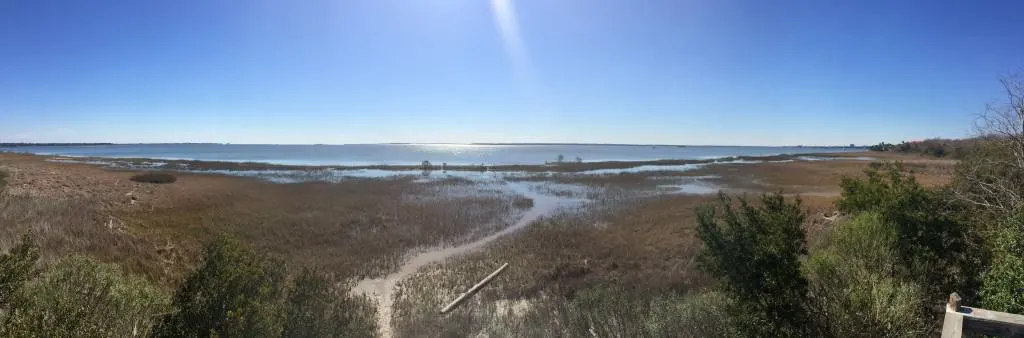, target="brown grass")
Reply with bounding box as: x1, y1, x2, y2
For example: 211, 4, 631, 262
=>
119, 176, 530, 285
0, 193, 166, 281
389, 192, 720, 336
